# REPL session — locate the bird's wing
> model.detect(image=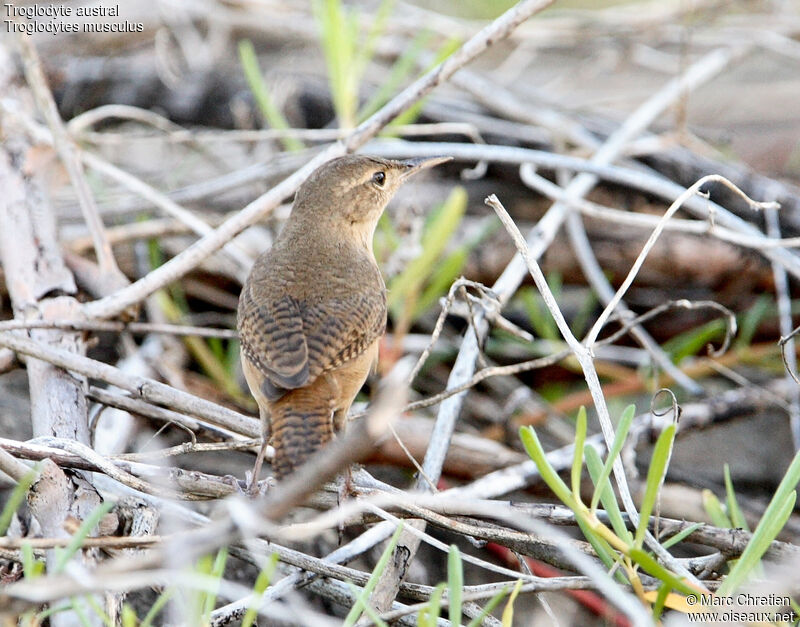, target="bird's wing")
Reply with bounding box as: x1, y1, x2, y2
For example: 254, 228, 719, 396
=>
301, 290, 387, 381
239, 289, 310, 395
239, 287, 386, 400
